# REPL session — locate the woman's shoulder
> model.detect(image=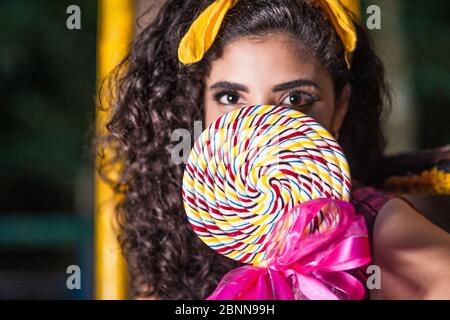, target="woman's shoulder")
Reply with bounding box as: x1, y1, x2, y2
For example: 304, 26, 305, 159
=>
369, 195, 450, 299
349, 179, 418, 241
